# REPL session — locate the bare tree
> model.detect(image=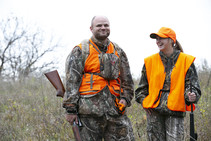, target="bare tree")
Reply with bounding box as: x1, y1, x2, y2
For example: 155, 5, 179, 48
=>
197, 59, 211, 89
0, 16, 61, 80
